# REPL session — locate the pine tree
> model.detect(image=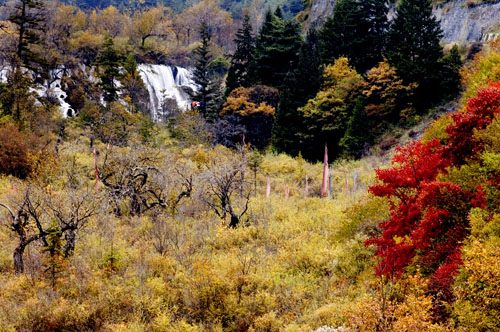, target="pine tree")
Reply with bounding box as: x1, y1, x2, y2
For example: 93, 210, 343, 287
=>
225, 14, 254, 95
358, 0, 388, 71
440, 45, 462, 97
191, 22, 219, 121
319, 0, 388, 73
8, 0, 46, 72
249, 9, 302, 89
272, 29, 322, 156
94, 36, 122, 103
385, 0, 444, 106
42, 222, 64, 288
339, 96, 371, 159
